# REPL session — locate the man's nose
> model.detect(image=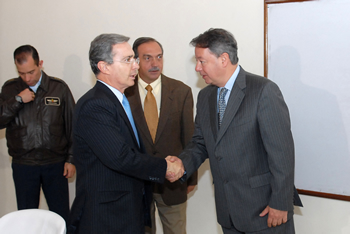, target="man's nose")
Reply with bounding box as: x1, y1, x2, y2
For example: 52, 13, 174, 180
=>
23, 74, 31, 82
151, 58, 160, 67
195, 62, 202, 72
133, 61, 140, 70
